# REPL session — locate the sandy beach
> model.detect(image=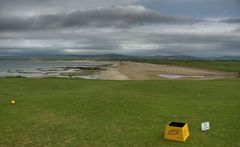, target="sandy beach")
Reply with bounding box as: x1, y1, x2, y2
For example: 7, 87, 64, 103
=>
99, 61, 238, 80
